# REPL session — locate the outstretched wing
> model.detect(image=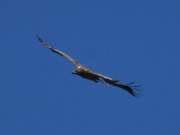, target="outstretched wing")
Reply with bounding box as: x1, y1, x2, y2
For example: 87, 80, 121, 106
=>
94, 72, 137, 96
37, 35, 78, 65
